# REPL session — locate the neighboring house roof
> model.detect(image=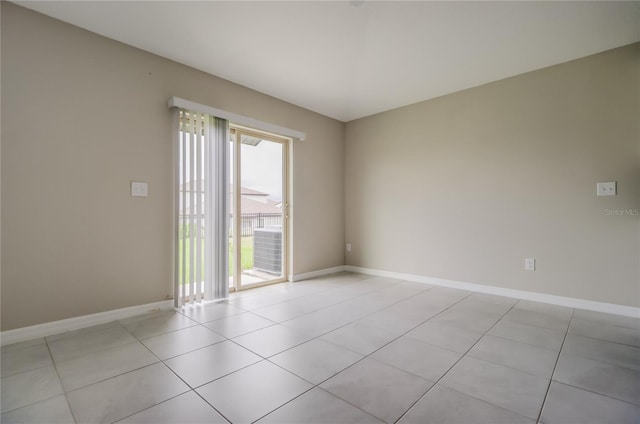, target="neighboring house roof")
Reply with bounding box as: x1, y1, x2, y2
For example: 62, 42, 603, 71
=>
237, 185, 268, 197
179, 181, 280, 215
180, 180, 268, 197
182, 196, 281, 215
238, 197, 281, 214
